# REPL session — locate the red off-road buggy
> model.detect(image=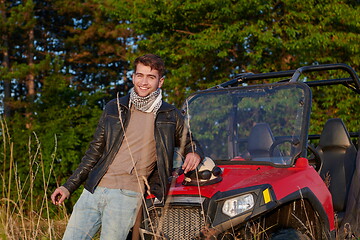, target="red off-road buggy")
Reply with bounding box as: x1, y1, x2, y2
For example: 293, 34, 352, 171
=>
139, 64, 360, 239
